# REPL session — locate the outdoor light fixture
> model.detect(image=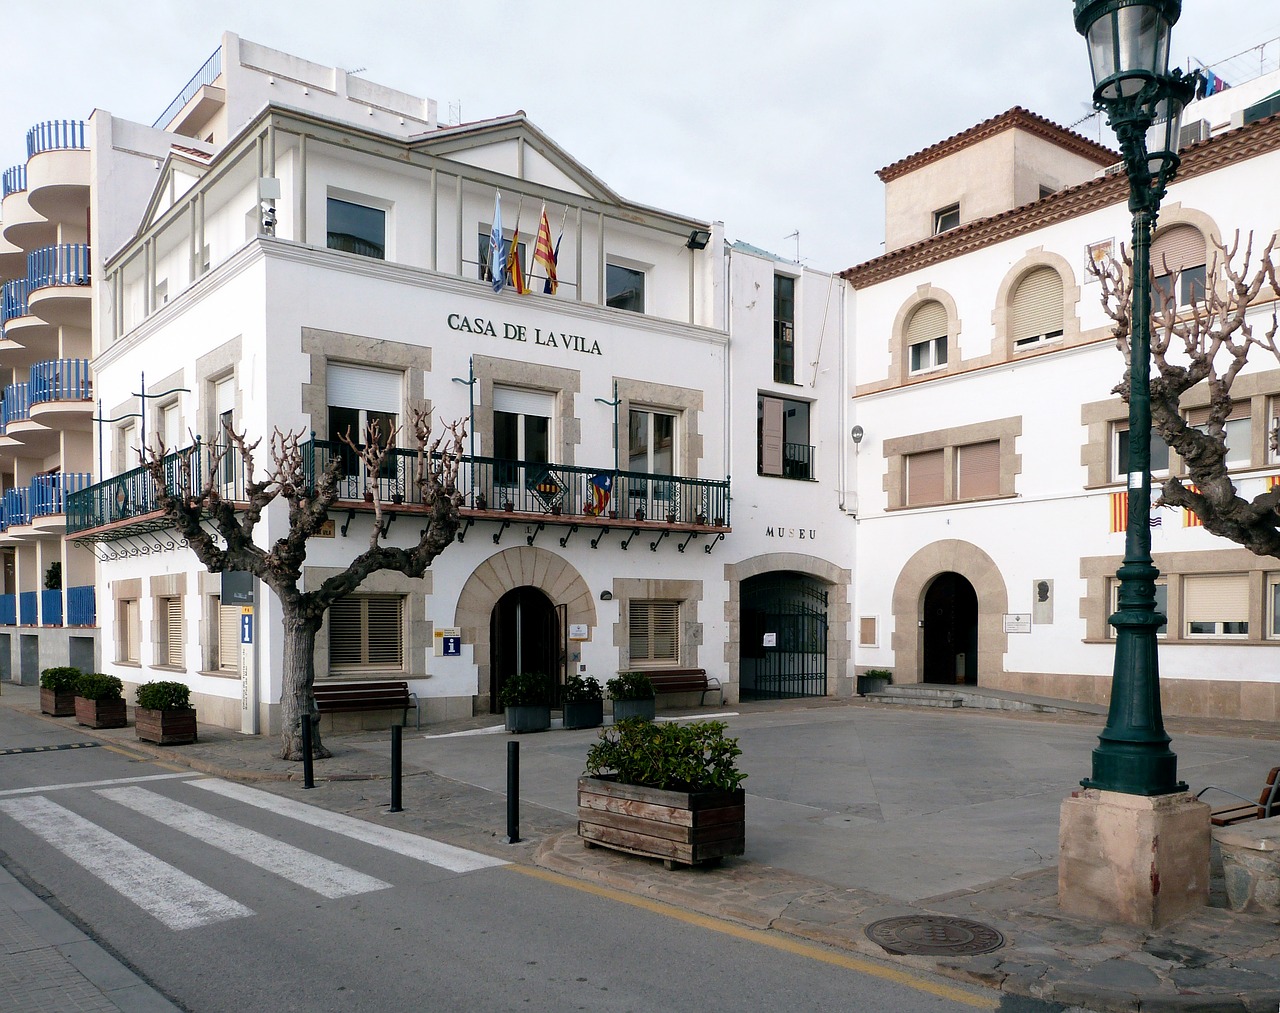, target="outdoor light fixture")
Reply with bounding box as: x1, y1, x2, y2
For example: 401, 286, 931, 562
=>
1072, 0, 1196, 796
686, 228, 711, 250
